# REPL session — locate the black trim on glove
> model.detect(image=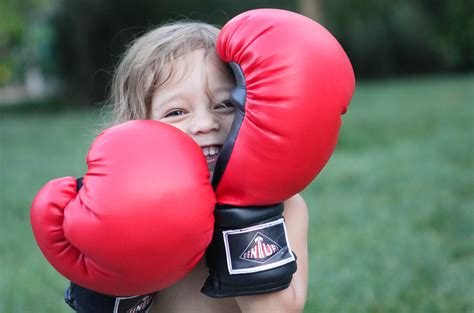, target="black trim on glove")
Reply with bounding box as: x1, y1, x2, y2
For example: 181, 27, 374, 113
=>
211, 62, 246, 189
64, 283, 154, 313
